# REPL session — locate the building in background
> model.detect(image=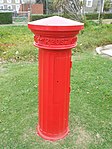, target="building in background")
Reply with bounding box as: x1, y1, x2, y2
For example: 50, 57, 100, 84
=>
84, 0, 112, 13
0, 0, 22, 12
84, 0, 103, 13
19, 3, 43, 14
1, 0, 111, 14
0, 0, 43, 14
